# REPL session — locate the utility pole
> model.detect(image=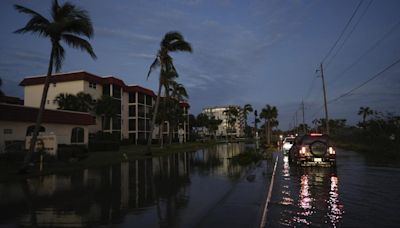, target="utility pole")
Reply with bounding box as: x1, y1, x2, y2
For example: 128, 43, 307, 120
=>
302, 100, 306, 134
320, 63, 330, 135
